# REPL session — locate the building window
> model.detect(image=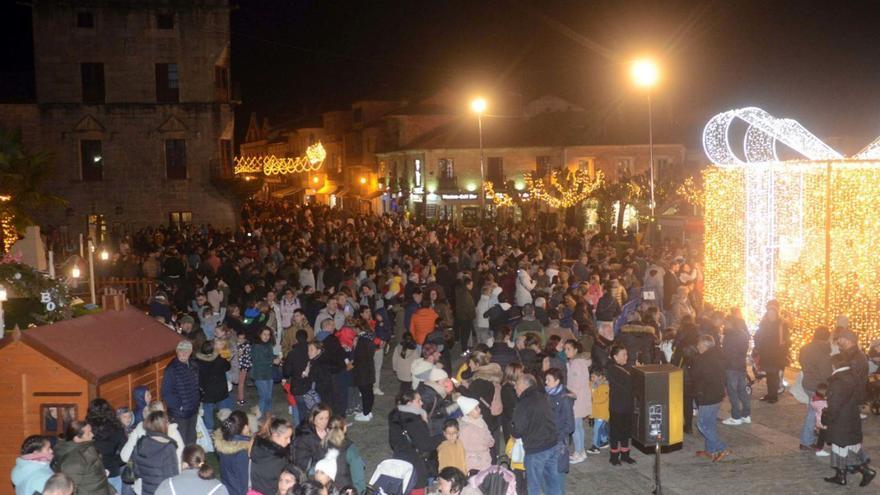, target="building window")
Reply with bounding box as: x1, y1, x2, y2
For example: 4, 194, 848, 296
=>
77, 12, 95, 28
214, 66, 229, 101
80, 140, 103, 181
615, 157, 633, 177
156, 13, 174, 30
41, 405, 78, 437
577, 158, 596, 177
655, 158, 670, 176
439, 158, 454, 179
81, 63, 105, 103
535, 155, 551, 177
169, 211, 192, 228
165, 139, 187, 179
414, 159, 422, 187
88, 214, 107, 242
487, 156, 504, 184
219, 139, 233, 175
155, 63, 179, 103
